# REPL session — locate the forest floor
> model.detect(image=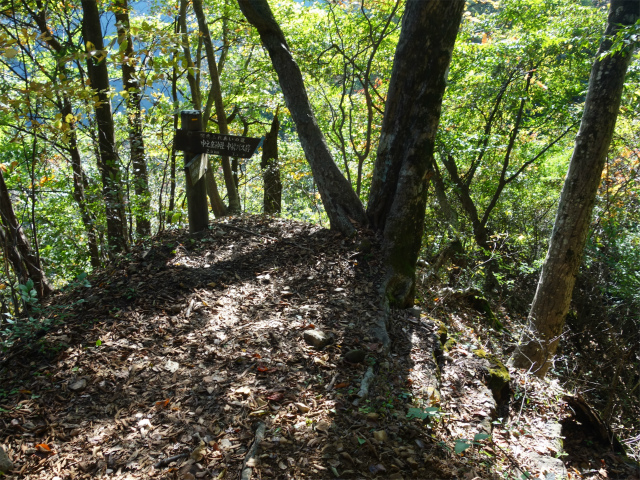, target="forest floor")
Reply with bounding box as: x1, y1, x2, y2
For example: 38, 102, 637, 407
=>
0, 216, 638, 480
